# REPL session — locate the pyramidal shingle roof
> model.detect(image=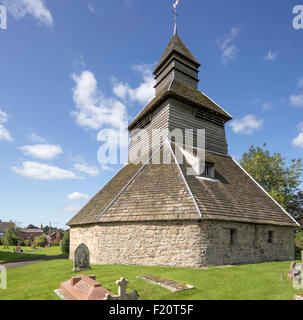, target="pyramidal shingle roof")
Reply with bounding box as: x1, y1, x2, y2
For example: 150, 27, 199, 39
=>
153, 34, 200, 74
67, 142, 299, 227
128, 79, 232, 131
